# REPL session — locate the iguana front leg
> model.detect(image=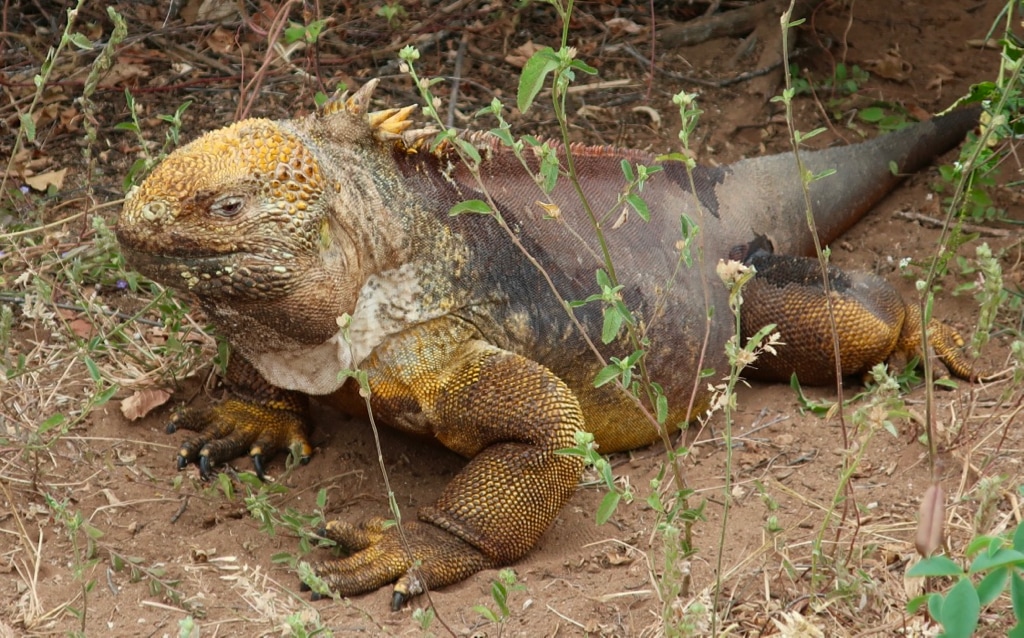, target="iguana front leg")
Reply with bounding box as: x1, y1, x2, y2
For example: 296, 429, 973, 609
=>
168, 356, 312, 478
306, 318, 586, 609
